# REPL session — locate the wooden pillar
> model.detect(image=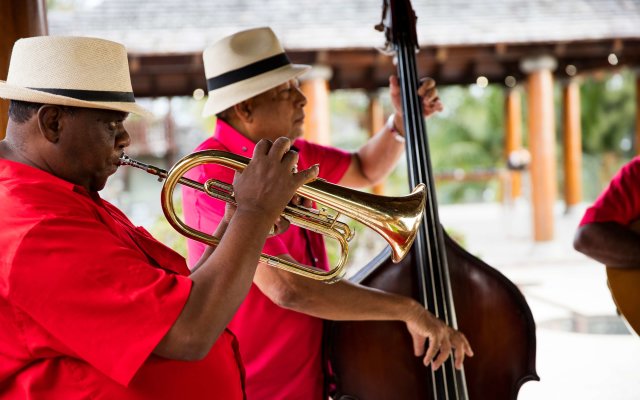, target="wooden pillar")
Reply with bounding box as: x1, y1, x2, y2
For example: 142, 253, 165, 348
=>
300, 65, 332, 146
636, 75, 640, 156
505, 88, 523, 200
562, 80, 583, 209
521, 55, 557, 241
367, 92, 385, 195
0, 0, 48, 138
